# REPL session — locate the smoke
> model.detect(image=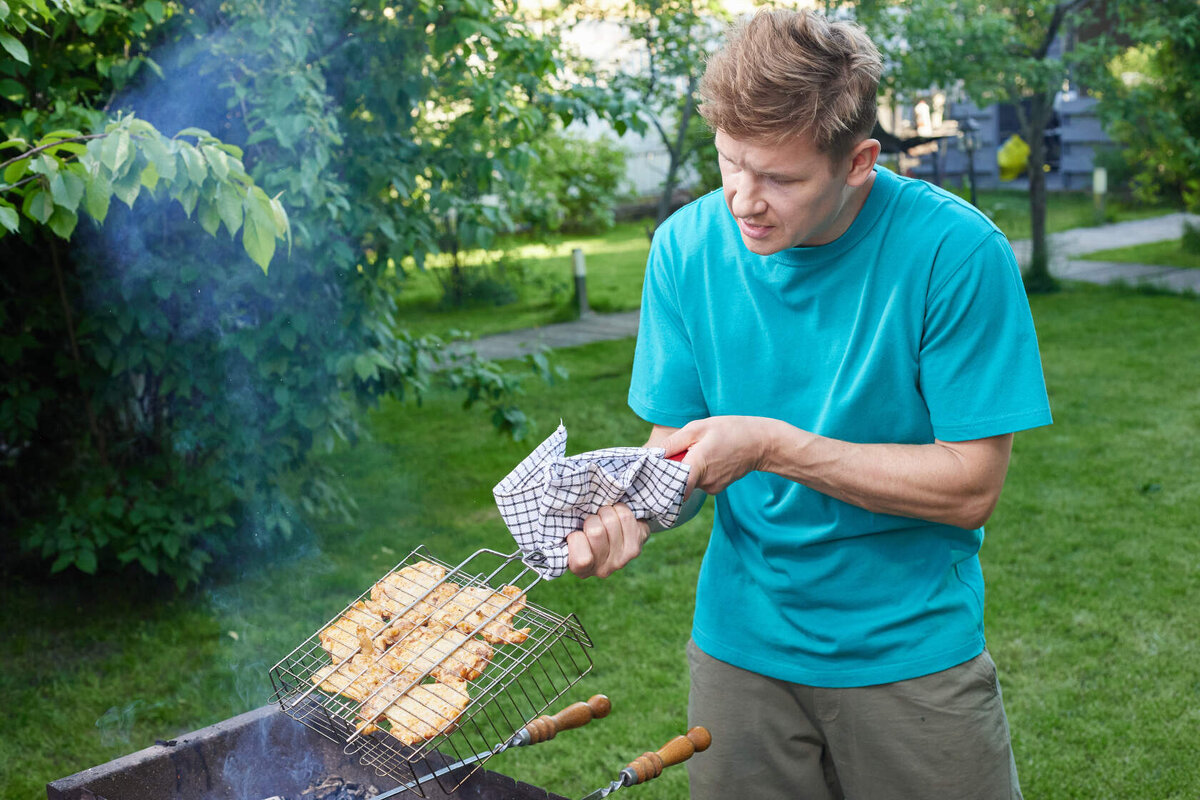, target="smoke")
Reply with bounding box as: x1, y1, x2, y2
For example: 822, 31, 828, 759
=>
95, 698, 167, 748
